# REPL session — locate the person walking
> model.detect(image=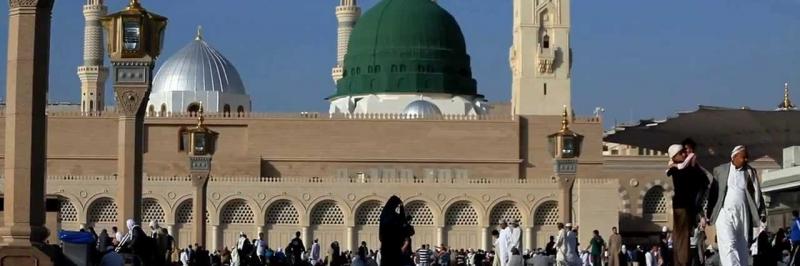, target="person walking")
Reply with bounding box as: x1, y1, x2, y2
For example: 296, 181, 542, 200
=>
666, 143, 710, 266
708, 145, 767, 266
310, 239, 321, 265
496, 220, 511, 266
791, 210, 800, 266
509, 219, 522, 259
286, 231, 305, 266
589, 230, 605, 266
554, 223, 568, 266
608, 227, 622, 266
